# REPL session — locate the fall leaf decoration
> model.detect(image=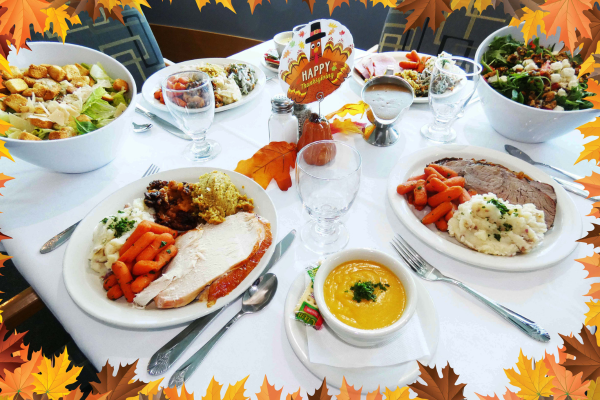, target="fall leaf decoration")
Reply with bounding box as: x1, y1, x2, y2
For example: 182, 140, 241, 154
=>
587, 282, 600, 299
0, 0, 49, 51
586, 300, 600, 326
256, 377, 283, 400
560, 325, 600, 382
576, 172, 600, 197
285, 389, 302, 400
325, 101, 370, 120
475, 394, 500, 400
504, 350, 554, 400
90, 361, 146, 400
336, 378, 361, 400
329, 119, 368, 136
0, 141, 14, 162
0, 324, 27, 379
203, 377, 224, 400
589, 202, 600, 218
543, 350, 590, 400
588, 379, 600, 400
493, 0, 543, 18
365, 387, 382, 400
301, 0, 316, 12
222, 376, 249, 400
41, 4, 81, 42
394, 0, 452, 33
408, 362, 466, 400
382, 387, 418, 400
578, 224, 600, 247
307, 379, 331, 400
509, 7, 548, 42
575, 7, 600, 61
234, 142, 297, 191
164, 384, 194, 400
0, 347, 43, 400
575, 138, 600, 165
540, 0, 593, 54
31, 348, 82, 400
577, 117, 600, 138
326, 0, 349, 14
138, 378, 164, 400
